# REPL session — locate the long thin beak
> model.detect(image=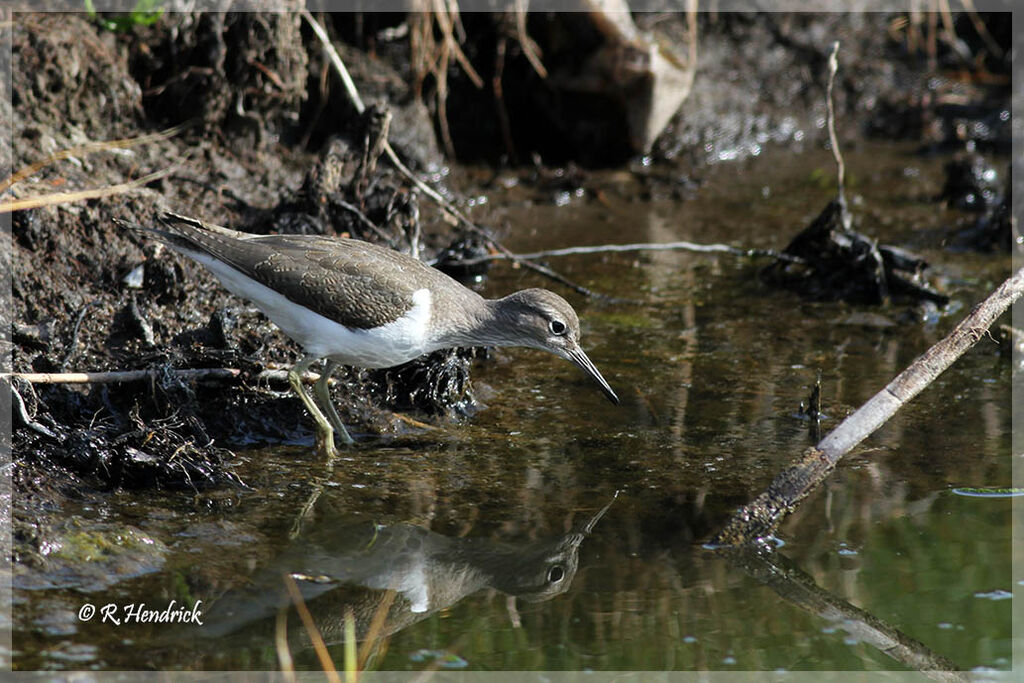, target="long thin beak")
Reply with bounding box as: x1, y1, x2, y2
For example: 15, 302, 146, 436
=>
568, 346, 620, 405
